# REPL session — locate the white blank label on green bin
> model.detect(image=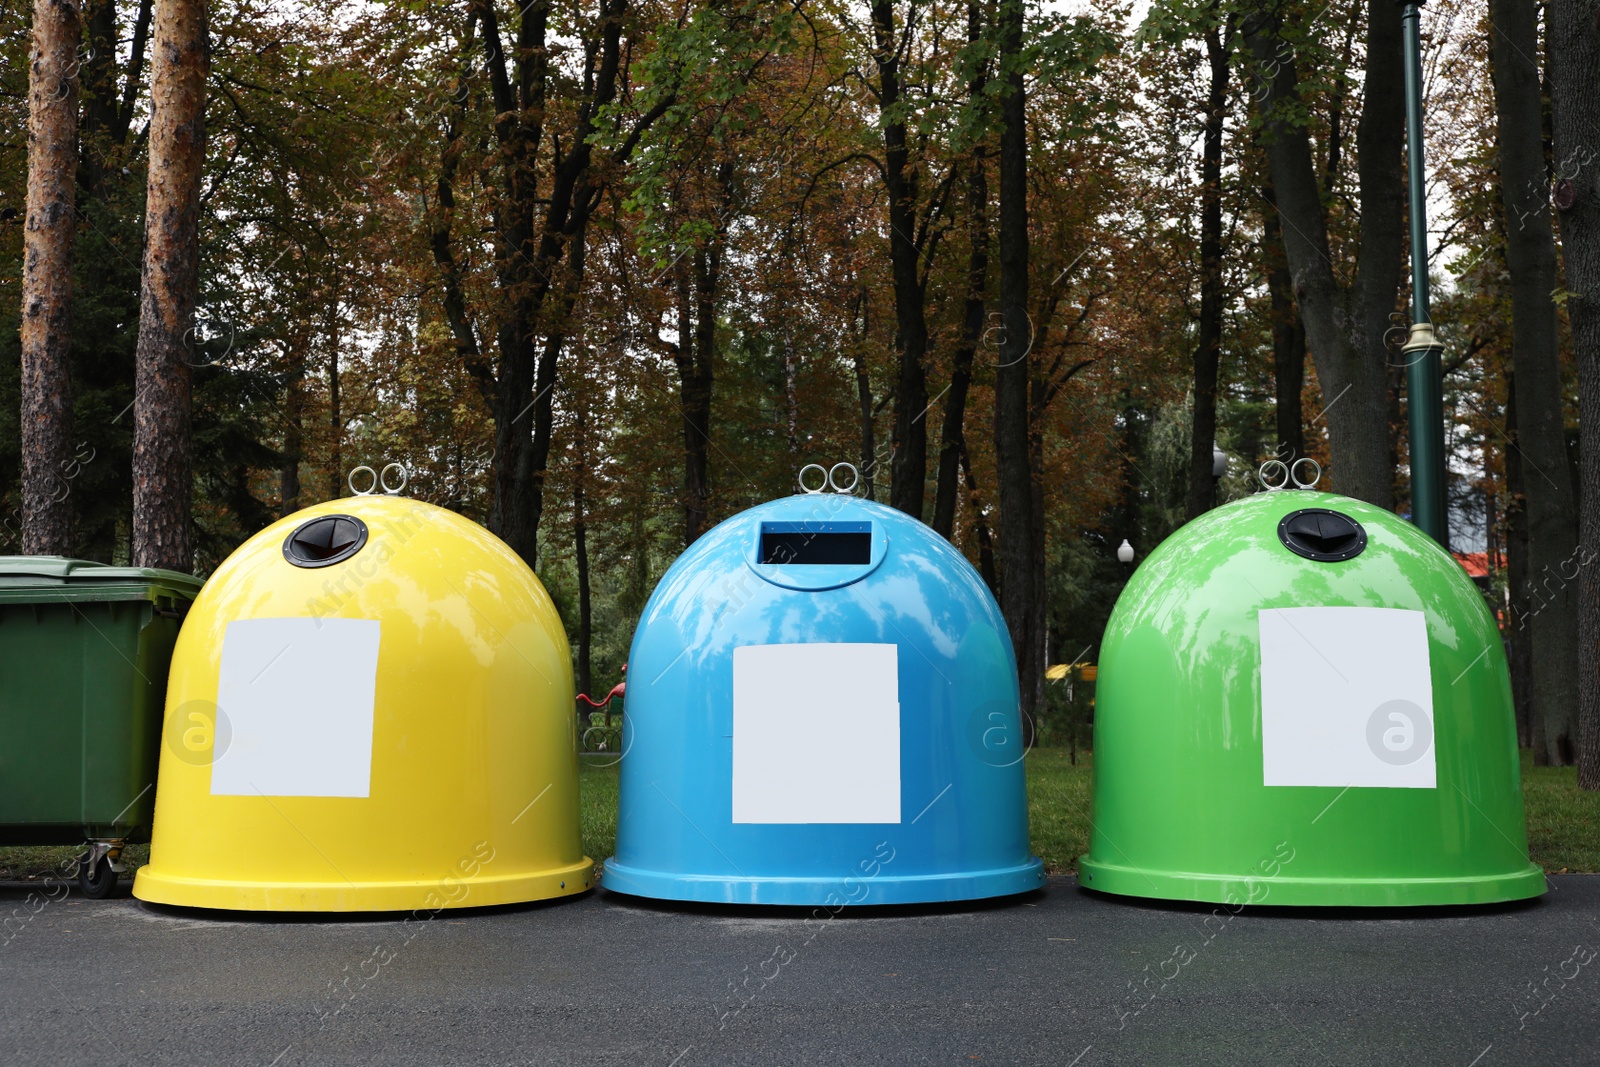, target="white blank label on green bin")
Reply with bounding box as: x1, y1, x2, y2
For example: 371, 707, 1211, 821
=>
210, 617, 382, 798
732, 642, 901, 823
1259, 606, 1435, 789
